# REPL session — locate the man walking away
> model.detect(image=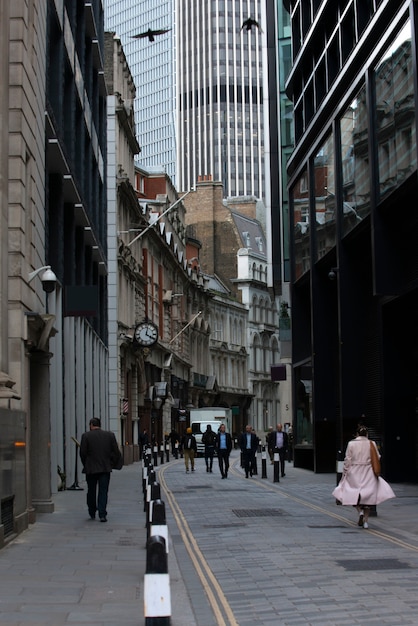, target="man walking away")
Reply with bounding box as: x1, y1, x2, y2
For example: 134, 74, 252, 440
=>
80, 418, 122, 522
